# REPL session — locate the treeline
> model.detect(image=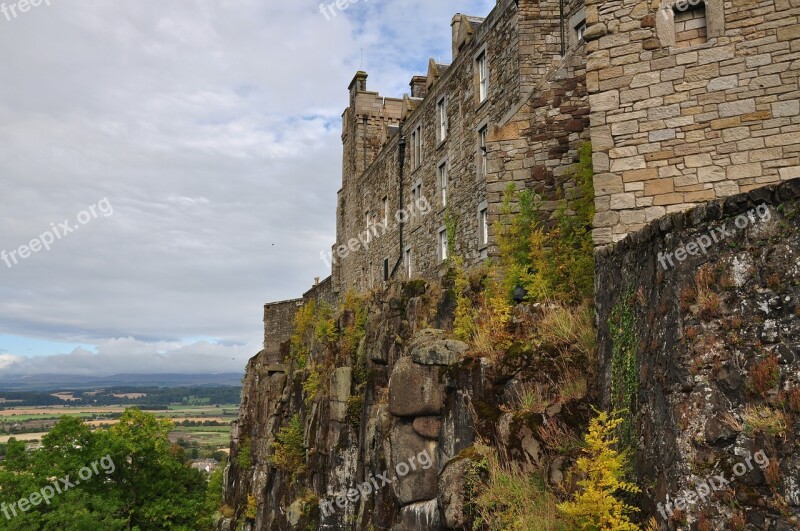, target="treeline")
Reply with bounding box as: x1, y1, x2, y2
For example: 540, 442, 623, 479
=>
0, 410, 224, 530
0, 386, 241, 408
